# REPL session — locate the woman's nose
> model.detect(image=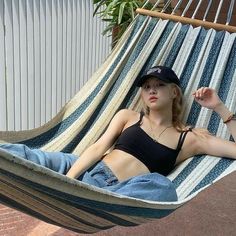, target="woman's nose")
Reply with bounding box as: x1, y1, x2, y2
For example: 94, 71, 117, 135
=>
149, 87, 157, 94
